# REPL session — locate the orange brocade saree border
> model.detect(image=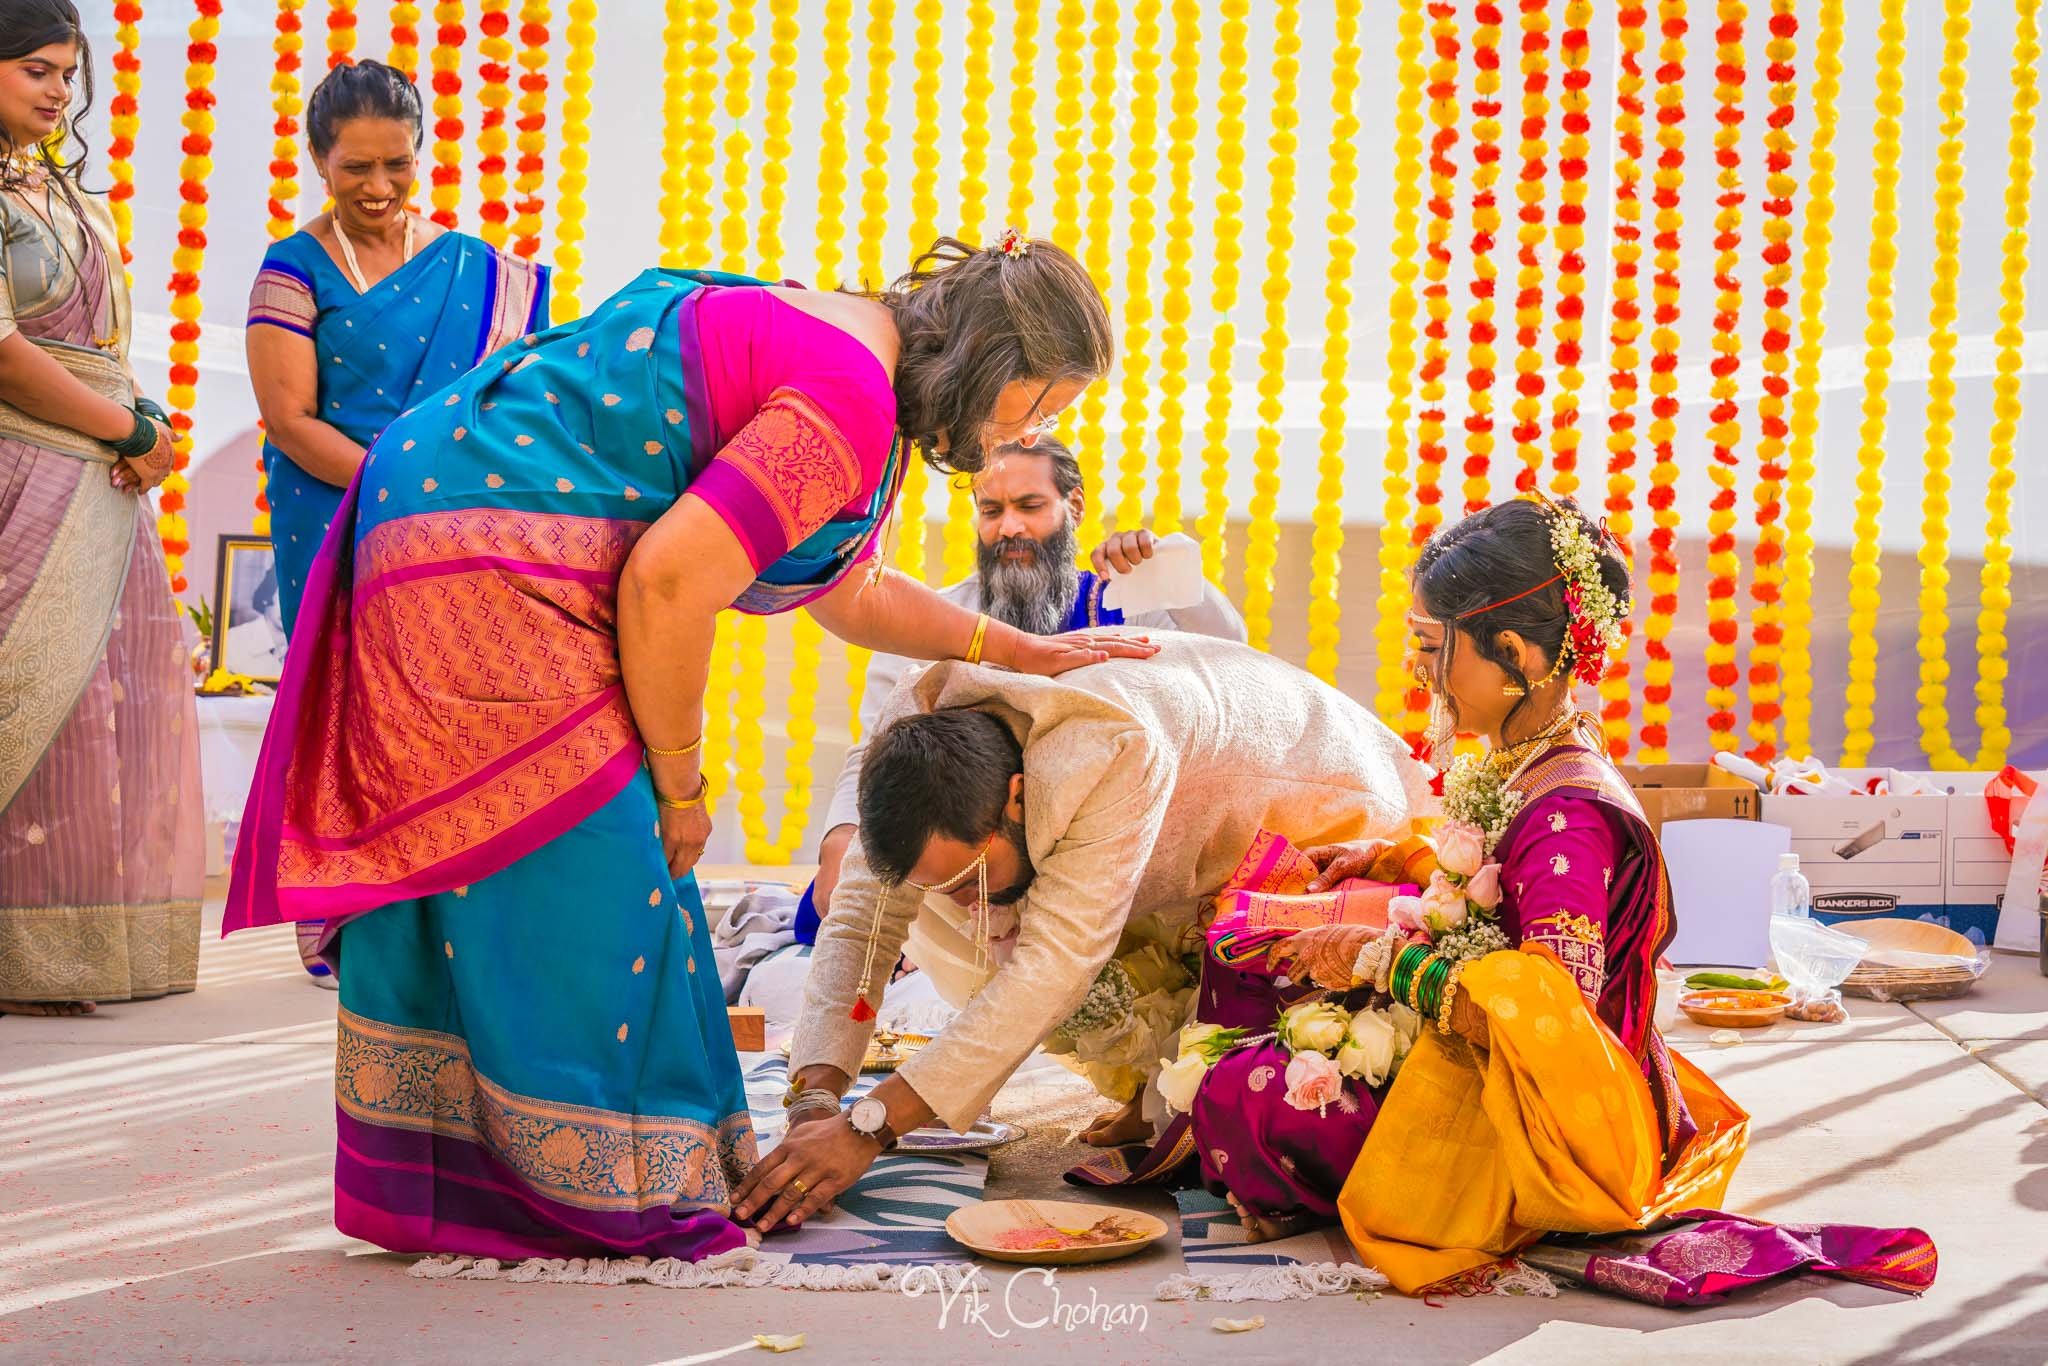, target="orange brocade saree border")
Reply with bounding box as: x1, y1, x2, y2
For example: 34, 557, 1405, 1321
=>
273, 507, 650, 899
